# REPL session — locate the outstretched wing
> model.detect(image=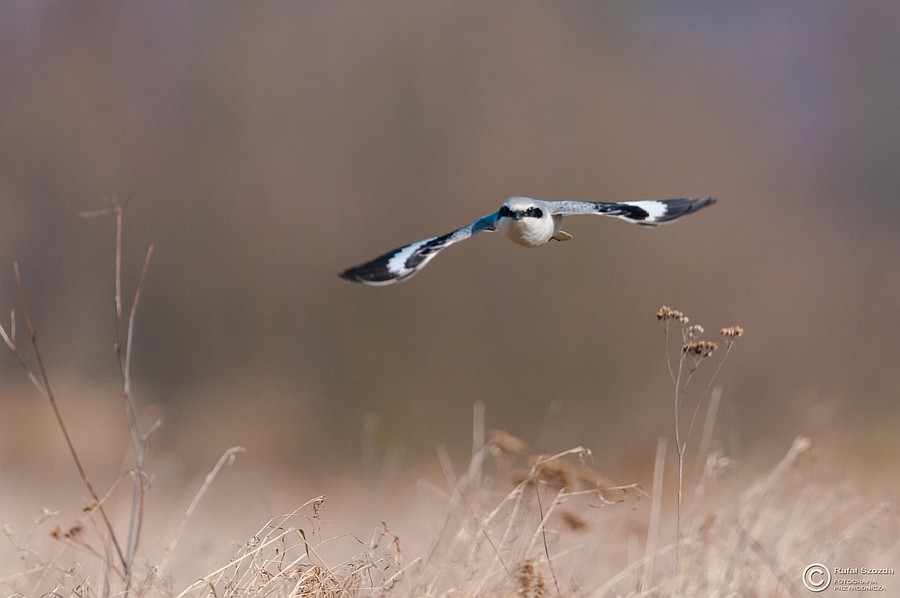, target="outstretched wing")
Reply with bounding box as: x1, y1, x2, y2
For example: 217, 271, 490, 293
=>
339, 212, 498, 285
548, 197, 715, 226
